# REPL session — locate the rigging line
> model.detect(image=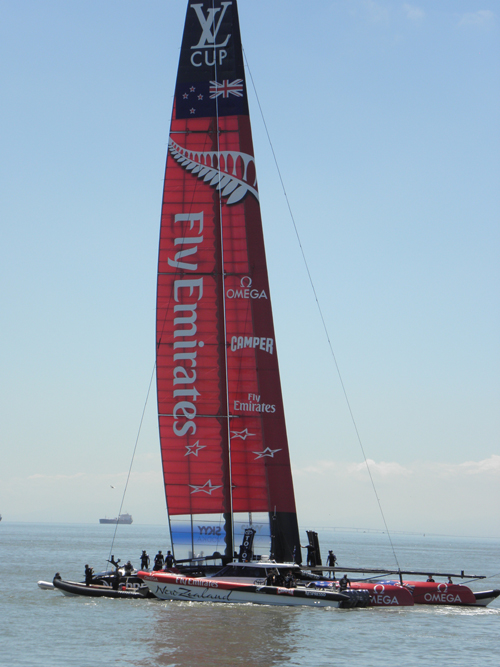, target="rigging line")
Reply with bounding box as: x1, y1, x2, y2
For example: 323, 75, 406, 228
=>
243, 50, 401, 570
106, 360, 157, 568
